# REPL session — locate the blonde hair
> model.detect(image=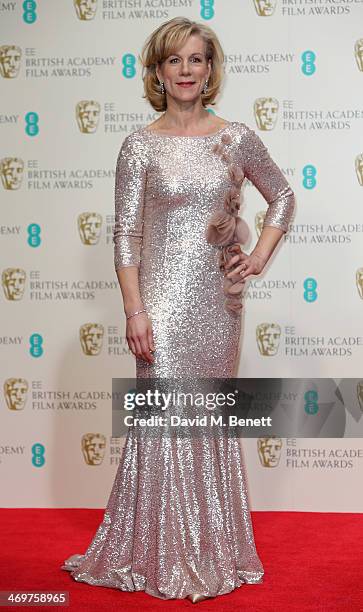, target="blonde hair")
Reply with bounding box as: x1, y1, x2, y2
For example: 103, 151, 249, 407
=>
140, 17, 225, 112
